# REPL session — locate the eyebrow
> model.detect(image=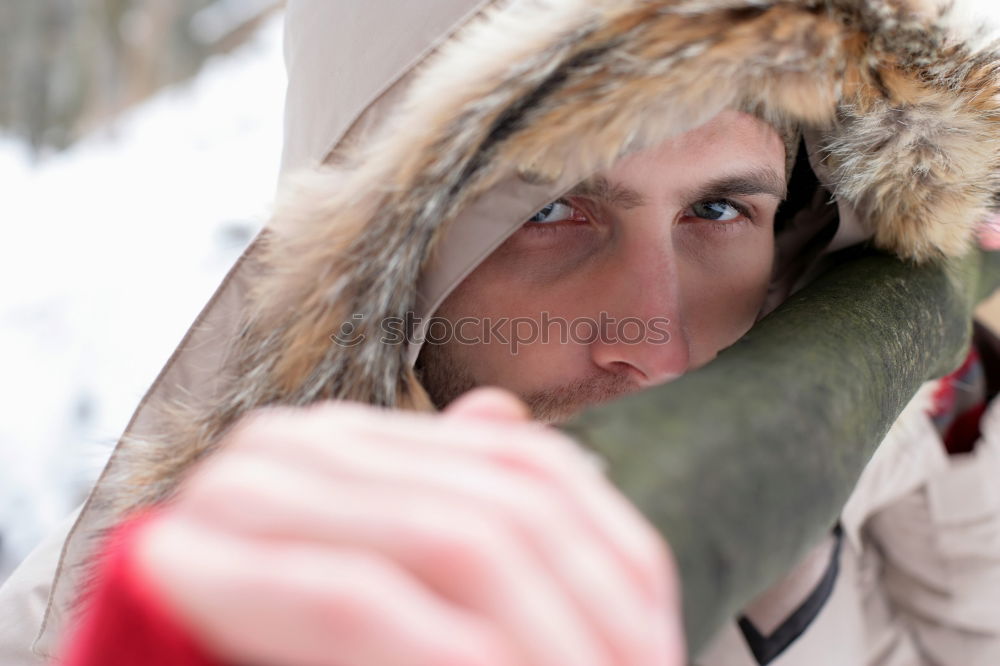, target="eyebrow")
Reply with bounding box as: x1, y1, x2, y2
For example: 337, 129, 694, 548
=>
564, 166, 787, 209
565, 175, 648, 209
683, 167, 787, 203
